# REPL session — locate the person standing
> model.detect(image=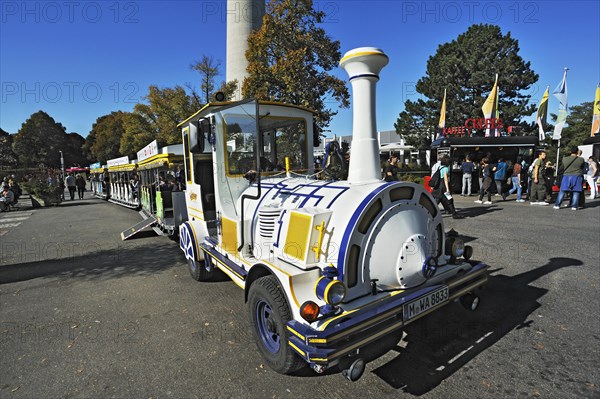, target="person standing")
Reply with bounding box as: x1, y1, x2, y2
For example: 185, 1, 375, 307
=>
577, 150, 587, 209
75, 174, 86, 200
494, 157, 507, 199
432, 156, 460, 218
460, 156, 474, 196
384, 154, 399, 182
585, 156, 598, 199
530, 152, 549, 205
554, 147, 585, 210
543, 161, 555, 201
507, 161, 524, 202
65, 173, 76, 201
474, 158, 494, 204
